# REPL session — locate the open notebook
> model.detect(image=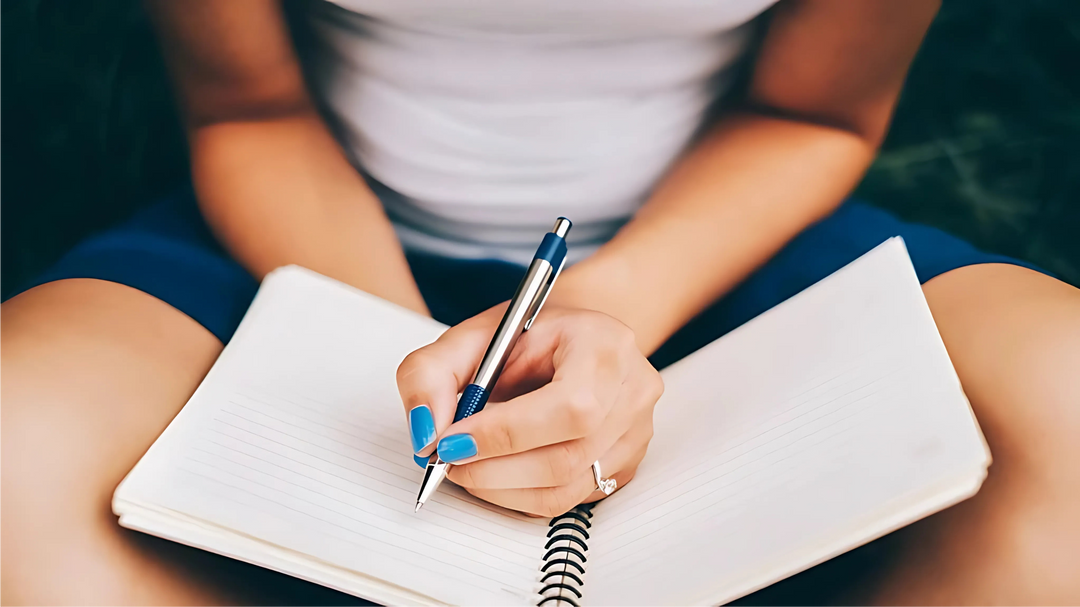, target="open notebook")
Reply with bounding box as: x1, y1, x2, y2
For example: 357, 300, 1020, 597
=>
113, 238, 990, 606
